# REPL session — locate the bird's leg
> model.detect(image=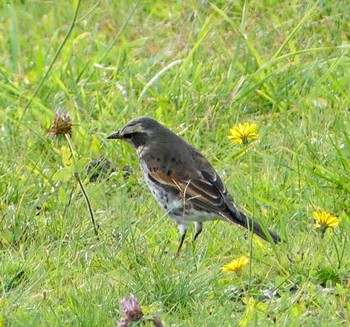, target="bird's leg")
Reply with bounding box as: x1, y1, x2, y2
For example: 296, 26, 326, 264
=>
176, 233, 186, 256
176, 224, 188, 256
193, 222, 203, 241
